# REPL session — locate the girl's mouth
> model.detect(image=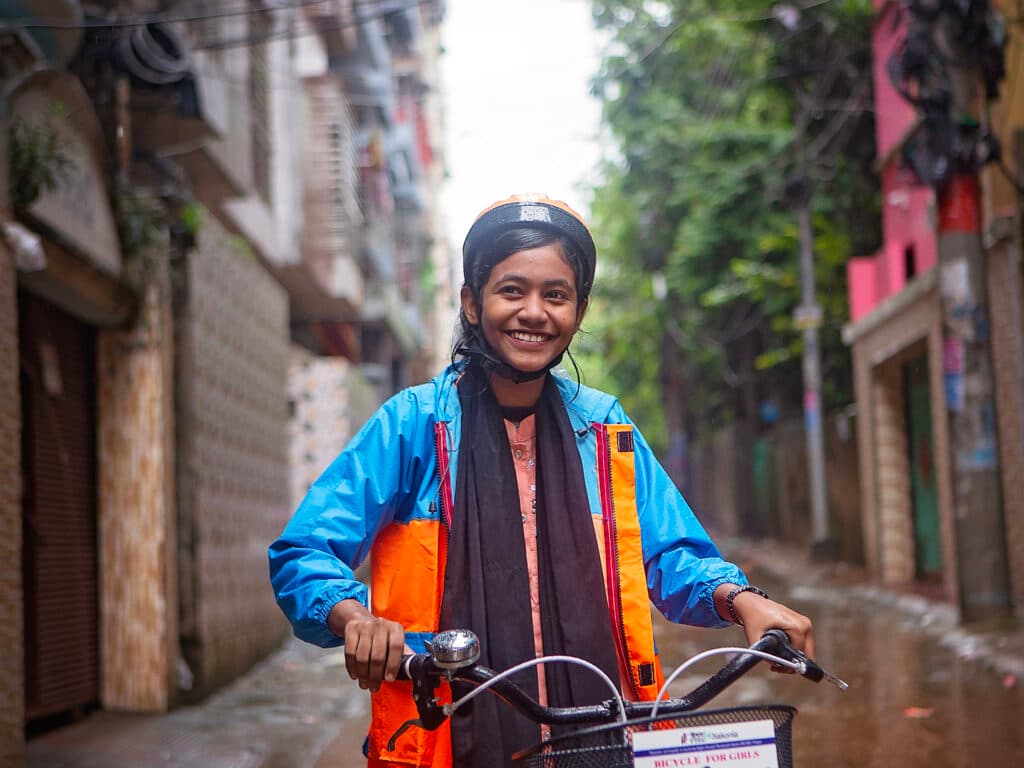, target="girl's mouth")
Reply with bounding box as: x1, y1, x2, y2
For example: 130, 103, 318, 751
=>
507, 330, 550, 344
